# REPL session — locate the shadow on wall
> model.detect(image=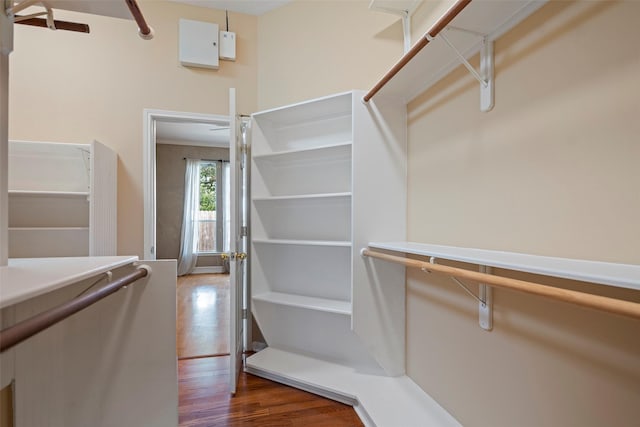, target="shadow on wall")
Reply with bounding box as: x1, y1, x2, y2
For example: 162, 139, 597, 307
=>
406, 264, 640, 388
408, 0, 617, 123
